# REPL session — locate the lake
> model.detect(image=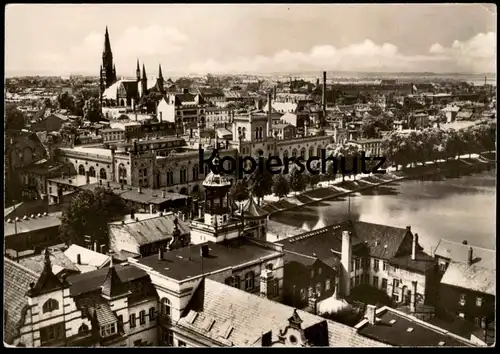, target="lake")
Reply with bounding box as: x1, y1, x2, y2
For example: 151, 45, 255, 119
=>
270, 170, 496, 253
